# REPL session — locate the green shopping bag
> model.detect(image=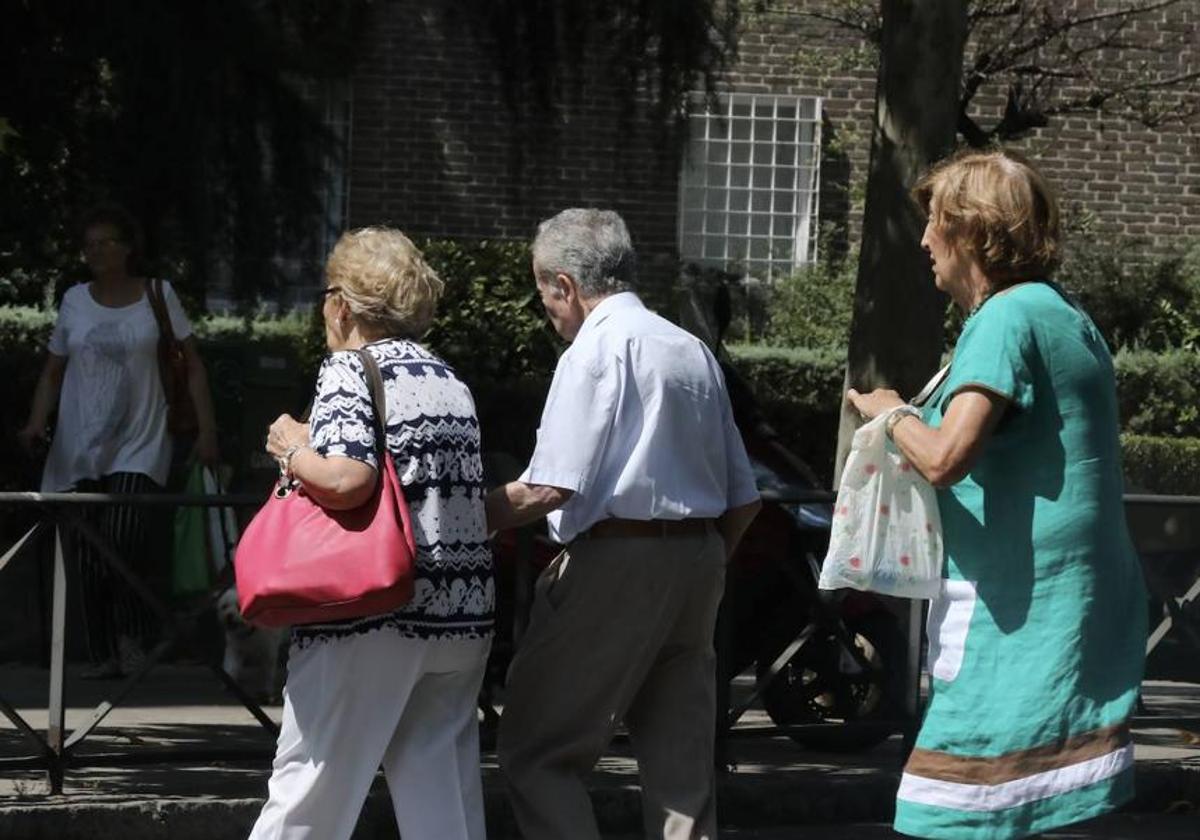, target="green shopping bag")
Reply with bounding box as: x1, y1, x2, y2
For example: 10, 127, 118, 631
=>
172, 462, 212, 596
